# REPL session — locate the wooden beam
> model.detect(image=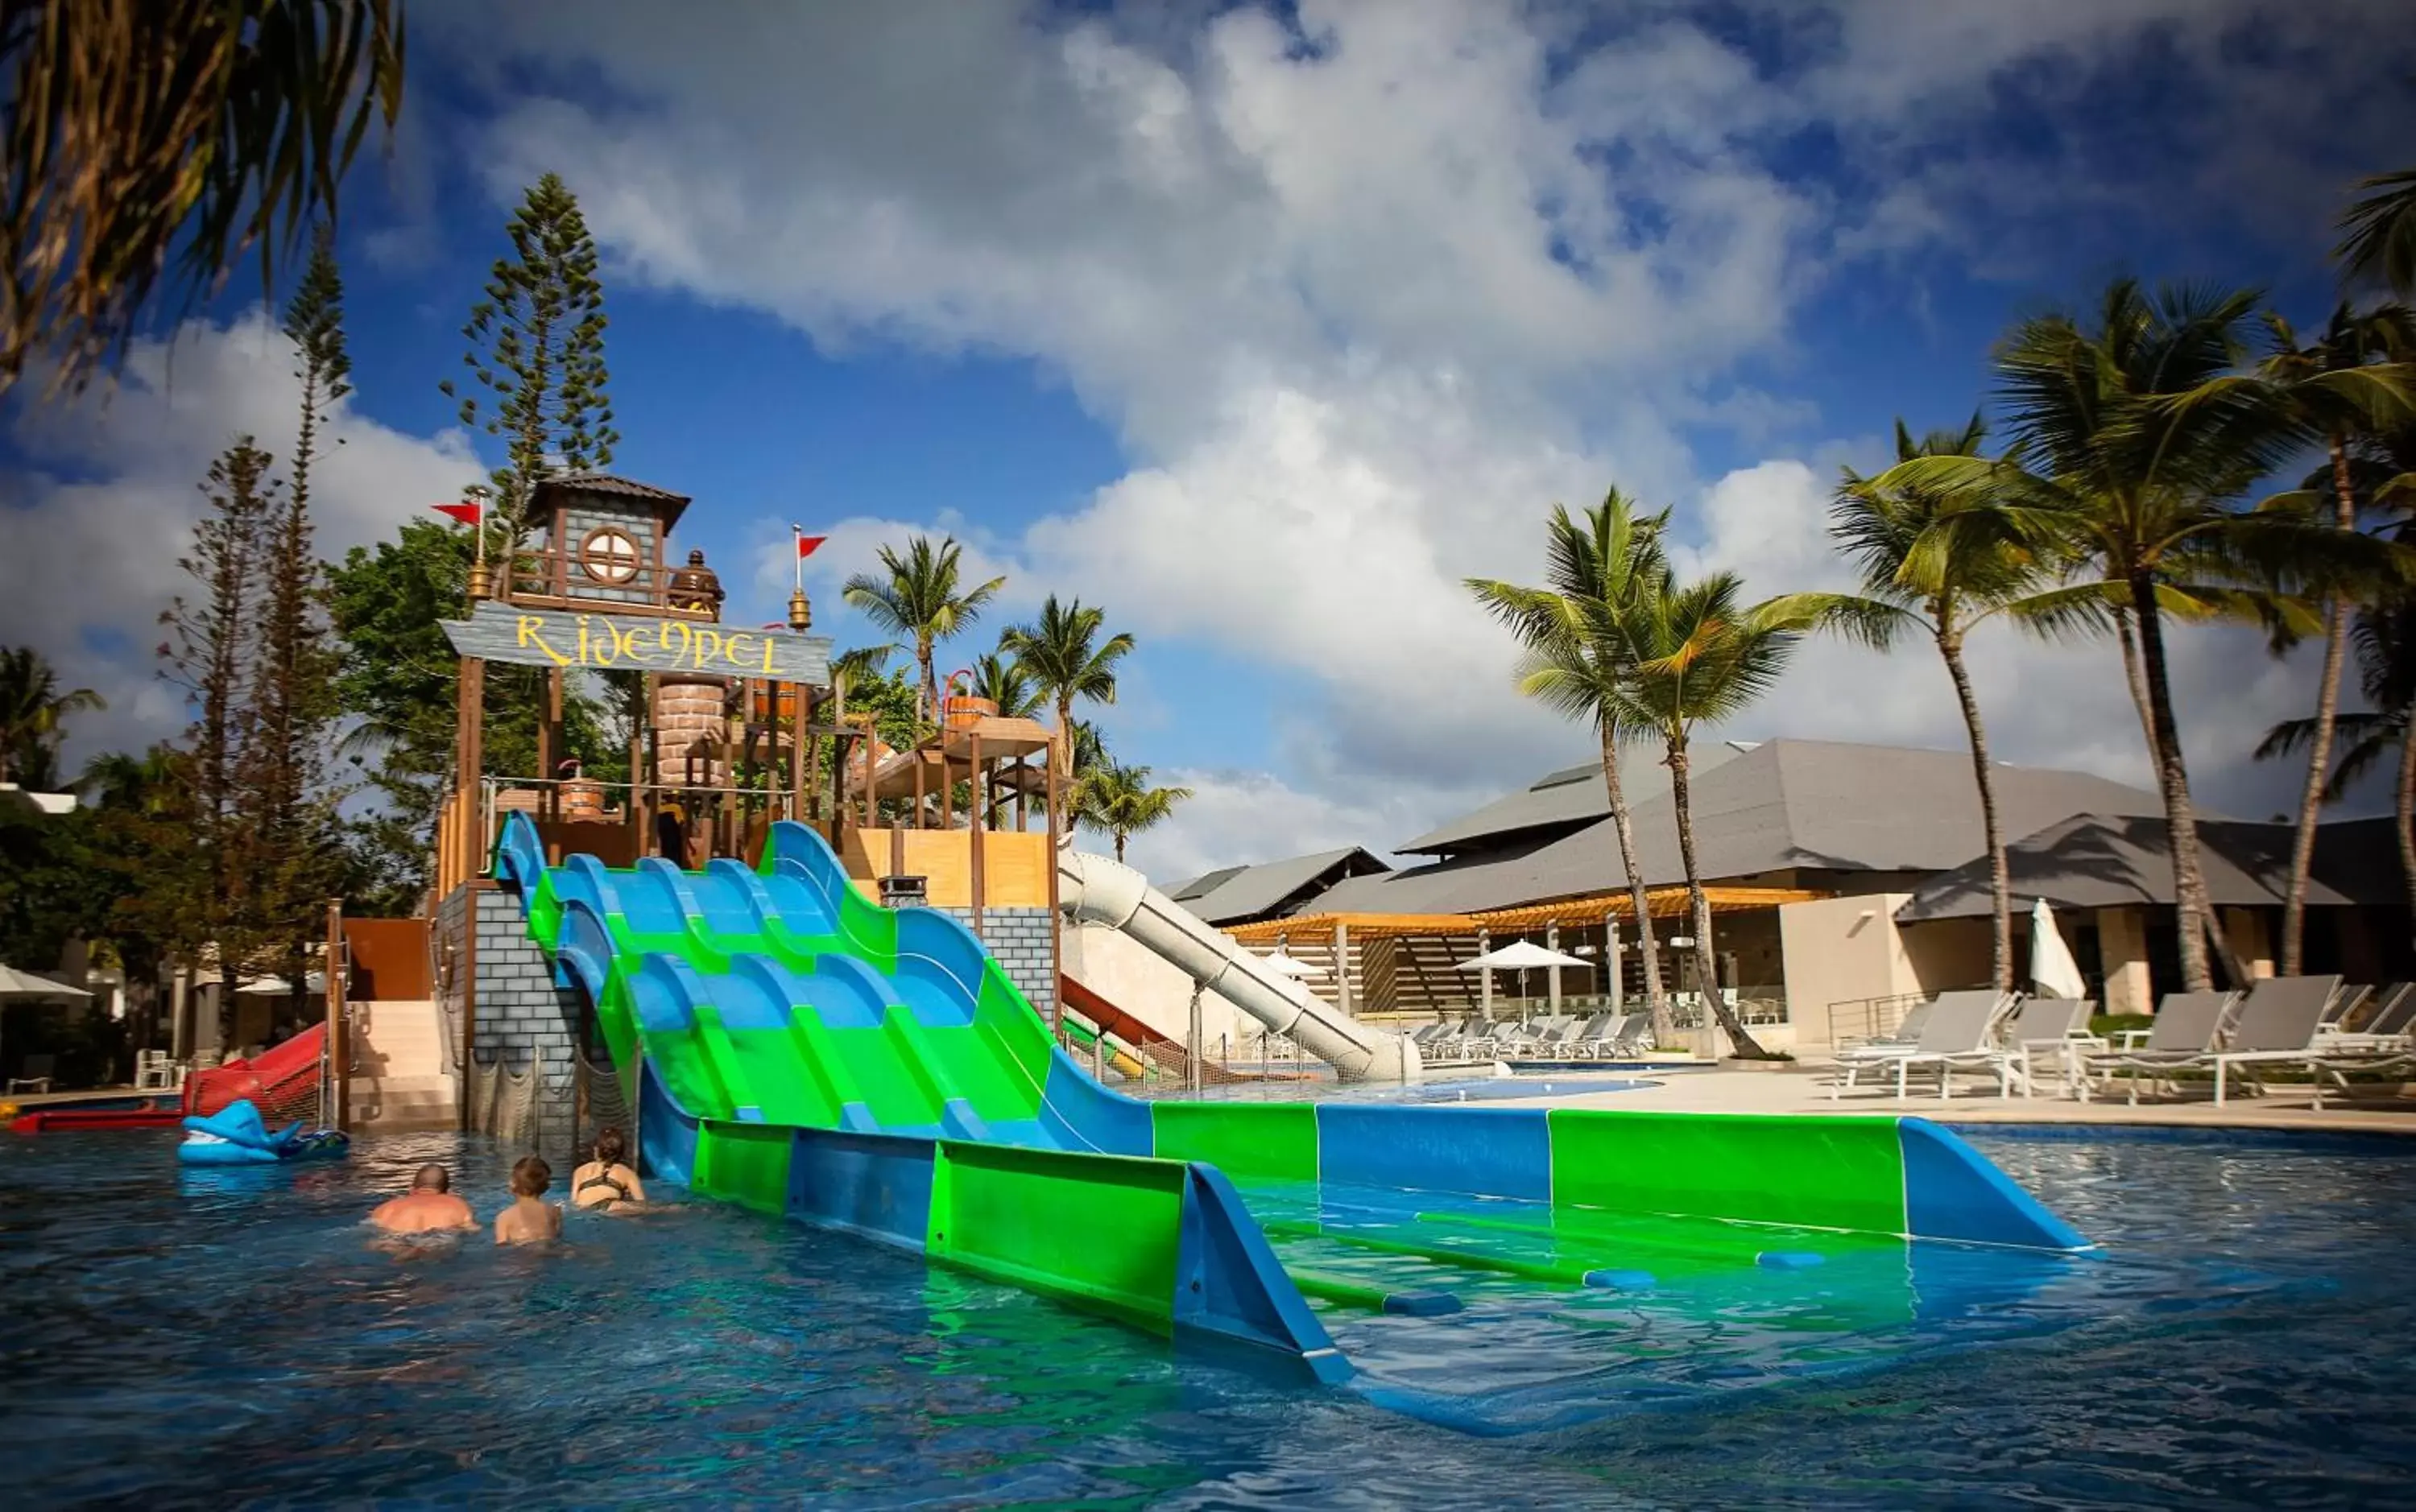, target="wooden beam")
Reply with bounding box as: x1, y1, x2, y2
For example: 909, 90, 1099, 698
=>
456, 655, 485, 879
967, 730, 986, 938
